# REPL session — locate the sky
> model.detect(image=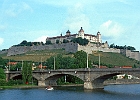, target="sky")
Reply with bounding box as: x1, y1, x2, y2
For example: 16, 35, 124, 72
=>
0, 0, 140, 51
